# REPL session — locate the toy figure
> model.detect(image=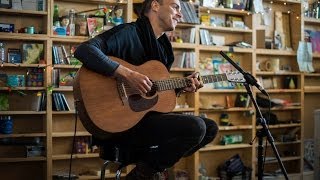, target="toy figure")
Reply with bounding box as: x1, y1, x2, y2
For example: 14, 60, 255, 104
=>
112, 6, 124, 26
